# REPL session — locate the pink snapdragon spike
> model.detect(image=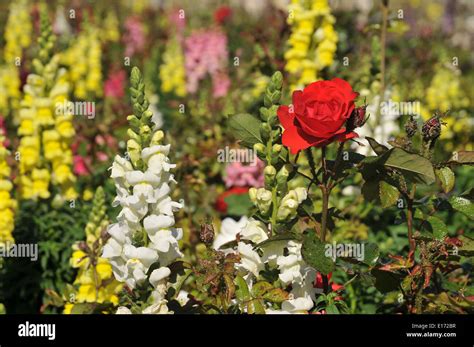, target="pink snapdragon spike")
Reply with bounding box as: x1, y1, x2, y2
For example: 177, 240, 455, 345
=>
104, 69, 126, 99
123, 16, 146, 57
184, 30, 230, 97
0, 116, 10, 148
224, 157, 264, 188
73, 155, 90, 176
